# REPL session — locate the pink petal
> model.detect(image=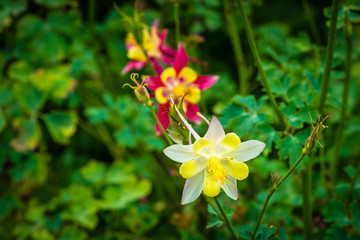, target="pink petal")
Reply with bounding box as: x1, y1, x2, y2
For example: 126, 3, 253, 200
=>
121, 61, 146, 75
186, 103, 202, 124
155, 103, 170, 135
152, 19, 159, 29
173, 44, 188, 74
161, 44, 177, 57
188, 56, 208, 69
158, 29, 168, 44
150, 57, 164, 75
194, 75, 219, 90
145, 76, 164, 92
160, 55, 173, 65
